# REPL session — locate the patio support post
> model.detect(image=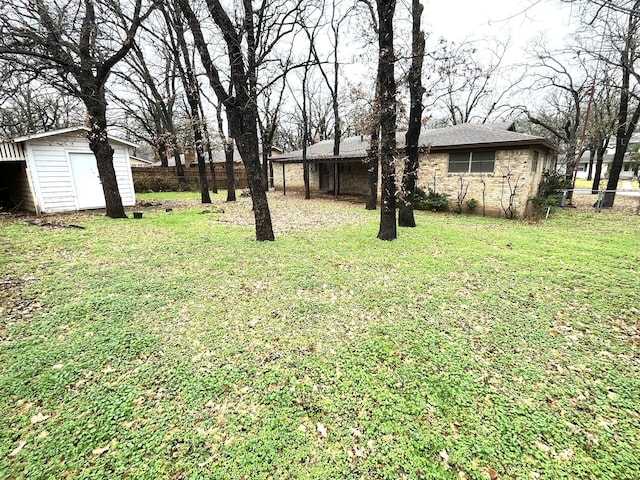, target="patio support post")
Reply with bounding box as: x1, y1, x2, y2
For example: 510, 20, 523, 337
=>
282, 163, 286, 195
